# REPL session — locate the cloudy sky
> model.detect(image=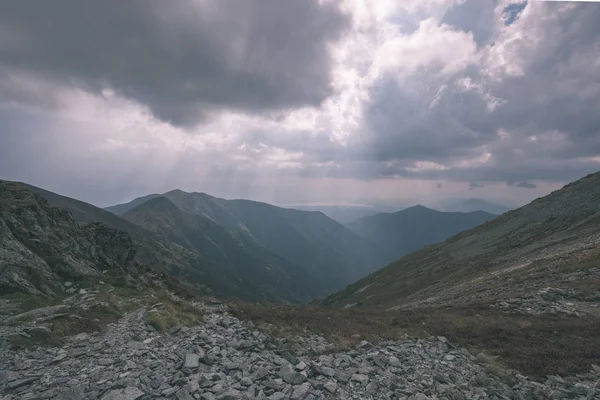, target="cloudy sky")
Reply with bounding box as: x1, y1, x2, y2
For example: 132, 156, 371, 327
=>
0, 0, 599, 208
